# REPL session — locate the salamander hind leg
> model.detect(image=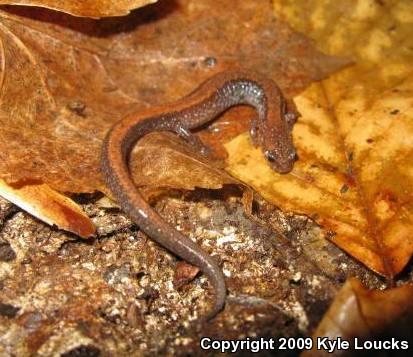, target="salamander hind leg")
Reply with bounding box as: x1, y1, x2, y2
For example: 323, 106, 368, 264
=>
173, 122, 213, 157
